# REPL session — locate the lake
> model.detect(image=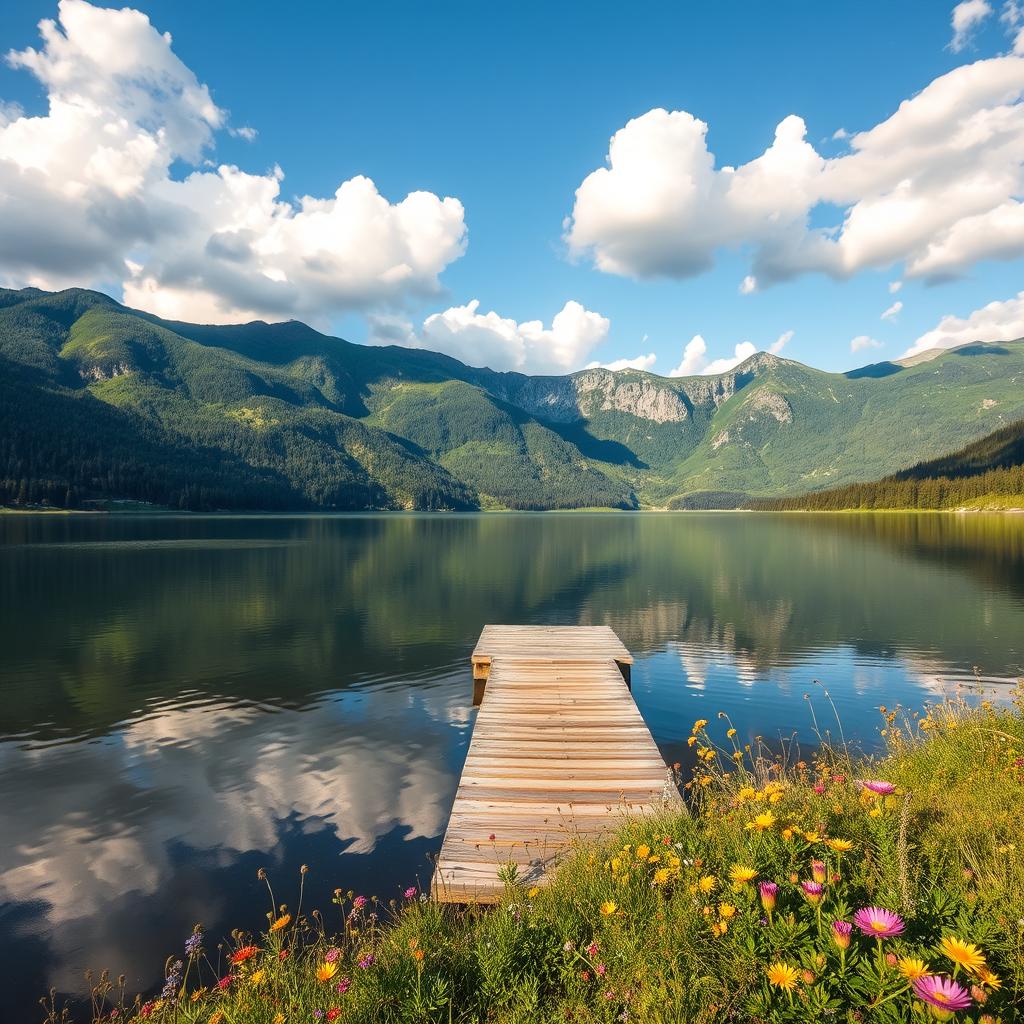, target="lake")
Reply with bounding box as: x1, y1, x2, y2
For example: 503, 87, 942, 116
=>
1, 511, 1022, 1017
